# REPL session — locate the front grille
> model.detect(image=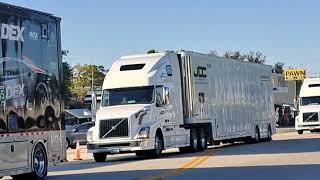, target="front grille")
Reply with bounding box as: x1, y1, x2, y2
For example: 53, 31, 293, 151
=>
99, 119, 129, 138
303, 112, 319, 122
